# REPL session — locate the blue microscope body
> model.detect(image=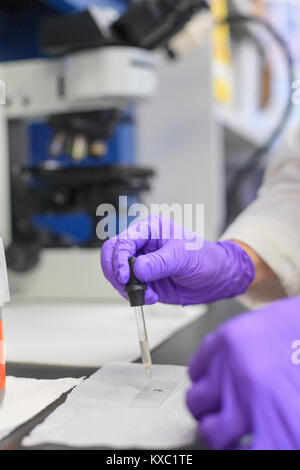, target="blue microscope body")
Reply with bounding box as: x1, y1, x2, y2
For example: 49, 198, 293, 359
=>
0, 0, 138, 249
